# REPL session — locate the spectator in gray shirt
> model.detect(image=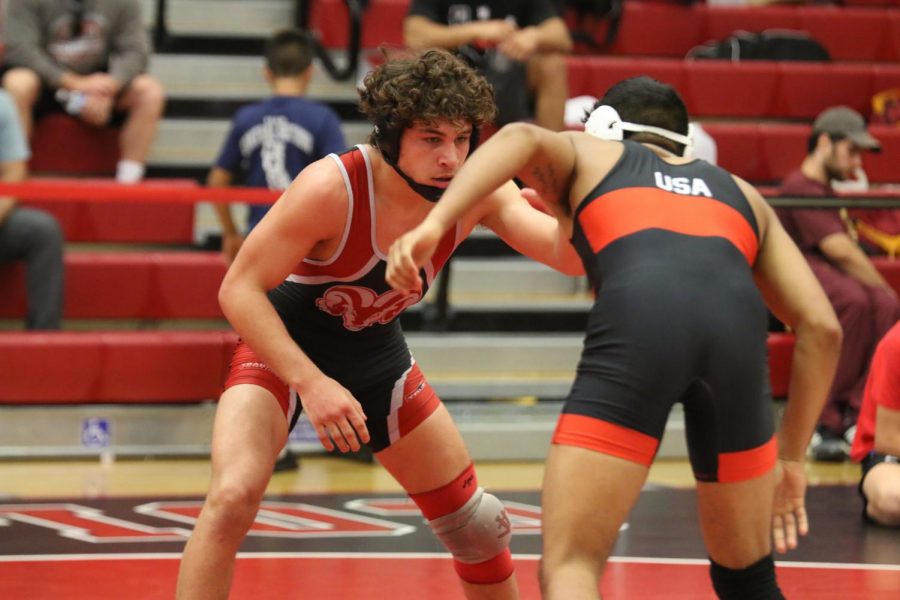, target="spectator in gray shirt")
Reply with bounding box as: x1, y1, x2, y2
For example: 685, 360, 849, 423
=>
1, 0, 164, 183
